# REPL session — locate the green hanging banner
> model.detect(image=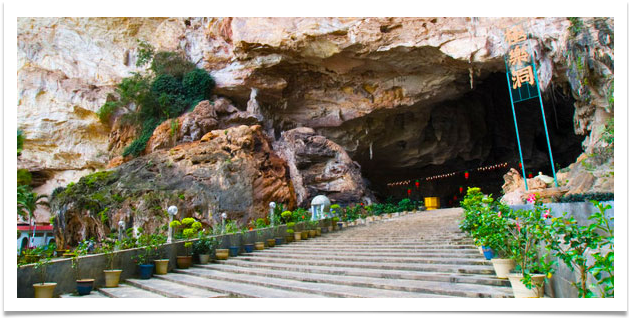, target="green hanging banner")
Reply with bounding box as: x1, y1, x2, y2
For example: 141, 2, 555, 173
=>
503, 22, 559, 188
504, 25, 539, 103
